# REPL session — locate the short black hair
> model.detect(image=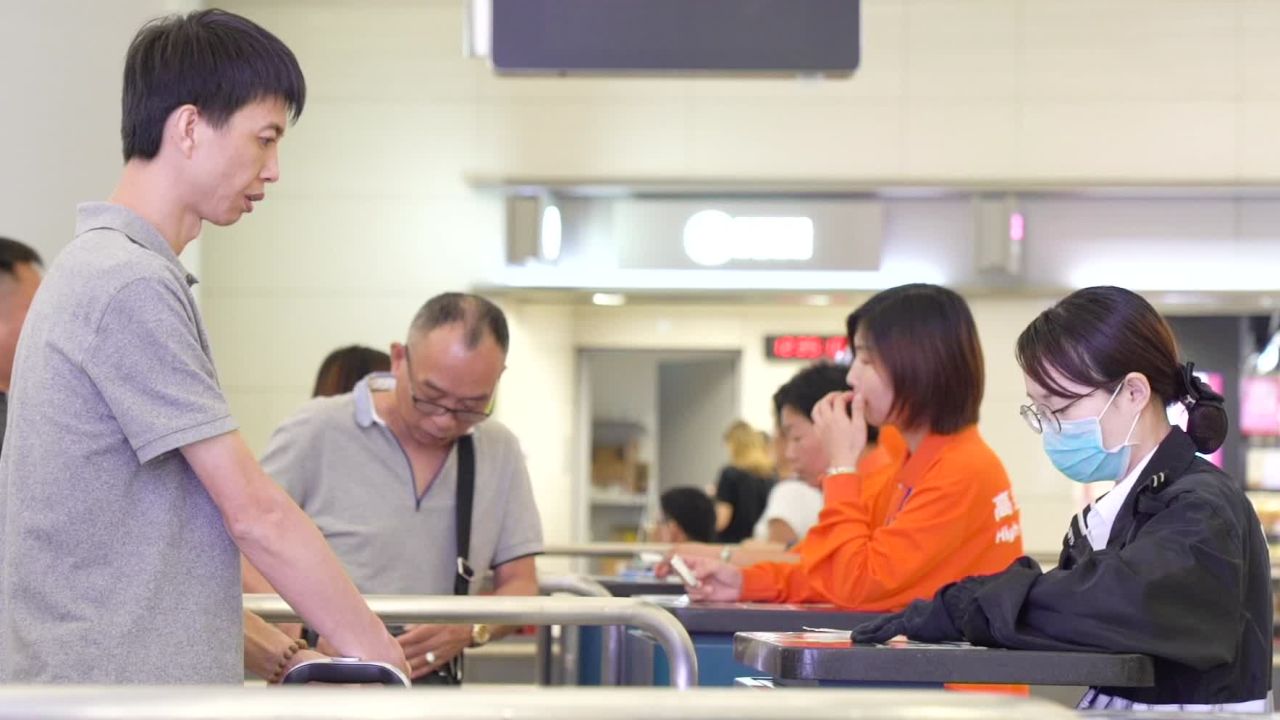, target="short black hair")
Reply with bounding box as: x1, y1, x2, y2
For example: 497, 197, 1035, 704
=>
0, 237, 42, 279
410, 293, 510, 353
772, 362, 849, 423
772, 361, 879, 445
659, 487, 716, 543
121, 8, 306, 161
